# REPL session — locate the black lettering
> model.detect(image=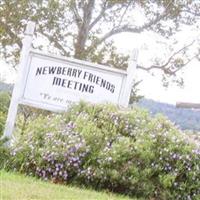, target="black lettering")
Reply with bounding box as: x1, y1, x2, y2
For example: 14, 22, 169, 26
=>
72, 69, 77, 77
57, 67, 62, 74
93, 75, 97, 83
82, 84, 89, 92
67, 80, 72, 89
52, 77, 62, 86
100, 79, 106, 88
35, 67, 42, 76
83, 71, 89, 79
77, 70, 82, 78
96, 77, 101, 85
42, 67, 48, 75
74, 81, 79, 90
49, 66, 57, 74
62, 67, 67, 75
106, 82, 111, 90
67, 68, 72, 76
110, 85, 115, 93
89, 85, 94, 93
88, 73, 93, 82
61, 79, 67, 87
78, 83, 83, 91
